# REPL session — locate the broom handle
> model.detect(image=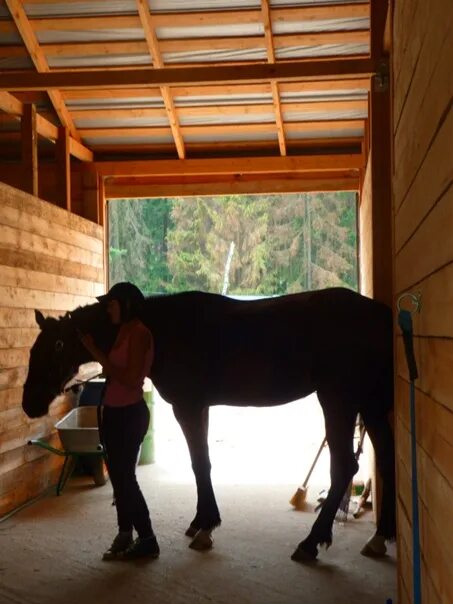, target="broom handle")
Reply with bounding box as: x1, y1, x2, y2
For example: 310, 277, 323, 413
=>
302, 436, 327, 488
